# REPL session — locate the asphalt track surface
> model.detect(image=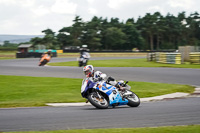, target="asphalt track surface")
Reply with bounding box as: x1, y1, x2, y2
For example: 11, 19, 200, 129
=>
0, 57, 200, 132
0, 57, 200, 86
1, 97, 200, 132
